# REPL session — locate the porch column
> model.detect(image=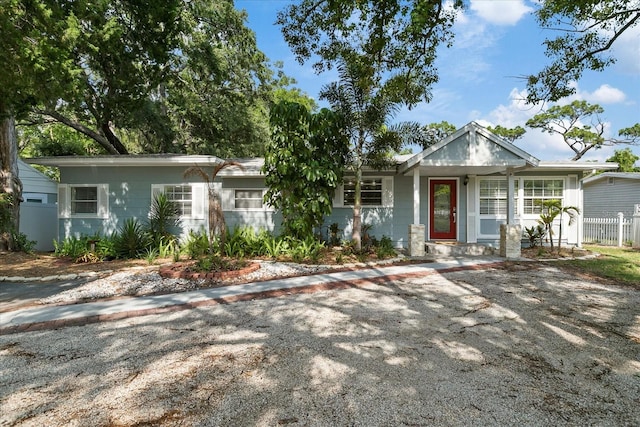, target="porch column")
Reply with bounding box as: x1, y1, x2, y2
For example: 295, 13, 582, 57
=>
413, 168, 420, 224
506, 168, 515, 224
409, 168, 425, 256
